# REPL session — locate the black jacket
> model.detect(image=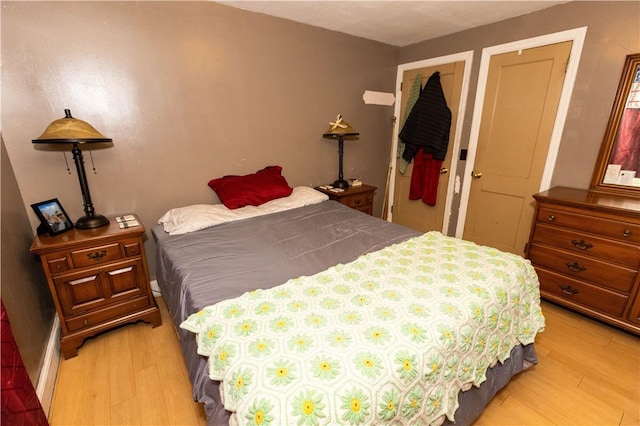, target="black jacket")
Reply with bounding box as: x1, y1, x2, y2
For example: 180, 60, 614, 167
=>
399, 72, 452, 162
